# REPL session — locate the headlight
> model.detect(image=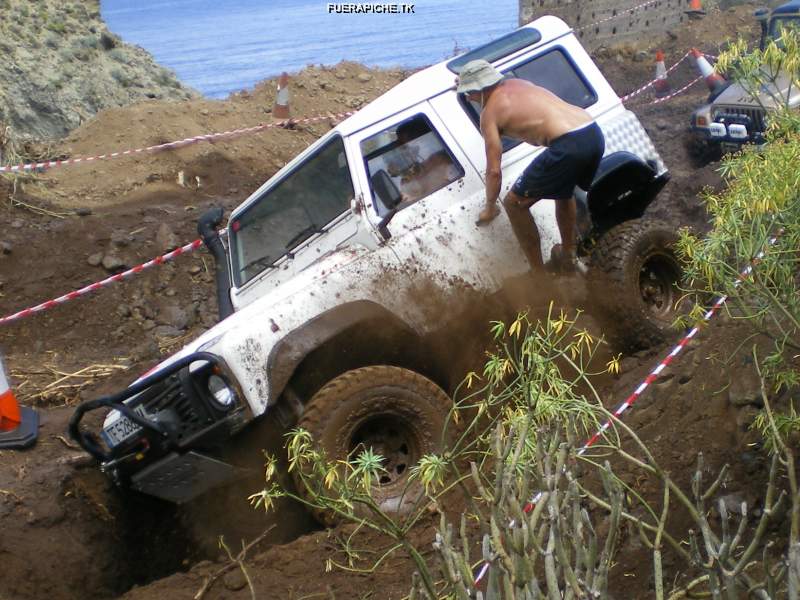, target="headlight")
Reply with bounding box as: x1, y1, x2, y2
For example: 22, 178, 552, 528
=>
693, 107, 712, 128
207, 374, 236, 409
